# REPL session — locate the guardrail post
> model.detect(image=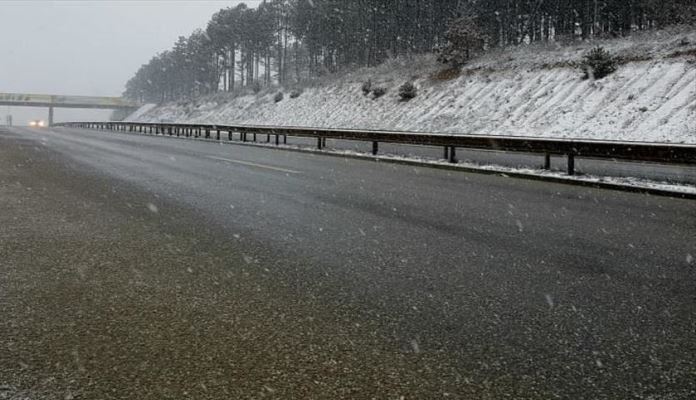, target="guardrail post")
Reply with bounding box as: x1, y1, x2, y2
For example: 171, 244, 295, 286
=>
275, 135, 279, 145
317, 137, 323, 150
283, 135, 287, 144
444, 146, 449, 160
253, 133, 257, 142
205, 128, 210, 139
372, 141, 379, 155
544, 153, 551, 170
216, 129, 220, 141
242, 132, 247, 142
567, 153, 575, 176
228, 131, 233, 141
267, 134, 271, 143
449, 146, 457, 163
